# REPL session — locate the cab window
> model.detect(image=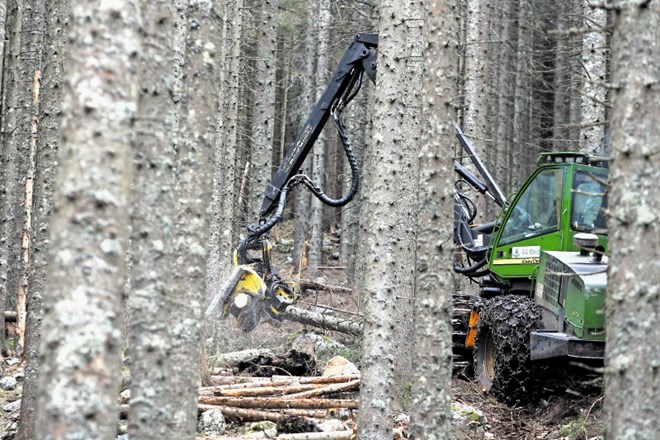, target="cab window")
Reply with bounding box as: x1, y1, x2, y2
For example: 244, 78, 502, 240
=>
571, 171, 607, 233
500, 169, 563, 245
